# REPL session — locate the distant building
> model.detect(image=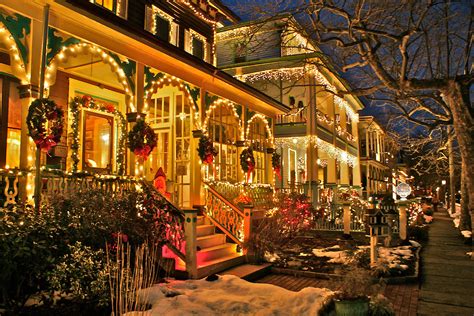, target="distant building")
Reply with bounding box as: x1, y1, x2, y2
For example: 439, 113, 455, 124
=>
216, 14, 364, 205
